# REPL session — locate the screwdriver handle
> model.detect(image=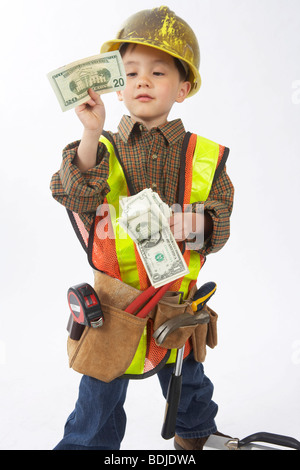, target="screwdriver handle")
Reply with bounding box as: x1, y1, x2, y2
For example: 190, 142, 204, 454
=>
191, 281, 217, 312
